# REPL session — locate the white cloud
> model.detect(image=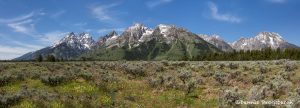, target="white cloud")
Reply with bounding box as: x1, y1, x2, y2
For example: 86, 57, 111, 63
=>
90, 3, 119, 22
208, 2, 241, 23
39, 31, 68, 44
0, 41, 44, 60
0, 33, 45, 60
267, 0, 287, 3
0, 45, 33, 60
146, 0, 173, 8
